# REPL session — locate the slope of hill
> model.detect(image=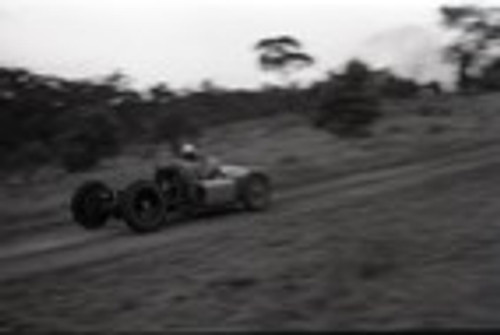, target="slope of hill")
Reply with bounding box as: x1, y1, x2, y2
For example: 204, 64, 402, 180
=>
2, 93, 500, 330
2, 92, 500, 242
